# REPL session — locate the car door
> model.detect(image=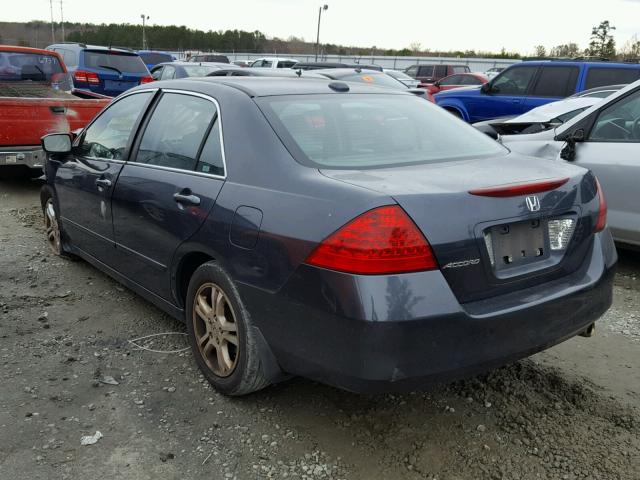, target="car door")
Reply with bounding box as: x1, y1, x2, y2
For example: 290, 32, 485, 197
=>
110, 91, 226, 300
470, 65, 538, 121
522, 65, 579, 112
573, 87, 640, 245
54, 91, 154, 263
